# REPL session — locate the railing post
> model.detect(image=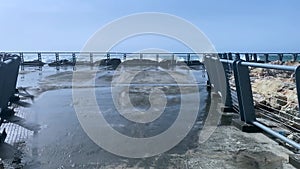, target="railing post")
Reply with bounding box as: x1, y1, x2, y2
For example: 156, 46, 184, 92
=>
278, 53, 283, 62
253, 53, 258, 62
123, 53, 126, 60
293, 53, 298, 62
228, 53, 233, 60
264, 54, 269, 63
72, 53, 76, 64
245, 53, 250, 61
38, 53, 42, 62
187, 53, 191, 65
294, 66, 300, 115
156, 54, 159, 62
234, 60, 256, 123
204, 55, 212, 87
223, 53, 228, 59
55, 52, 59, 62
205, 55, 232, 112
90, 53, 93, 64
232, 60, 245, 121
235, 53, 240, 60
171, 54, 175, 65
218, 53, 223, 59
140, 53, 143, 60
19, 52, 24, 63
214, 55, 222, 92
222, 61, 233, 109
205, 54, 221, 91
